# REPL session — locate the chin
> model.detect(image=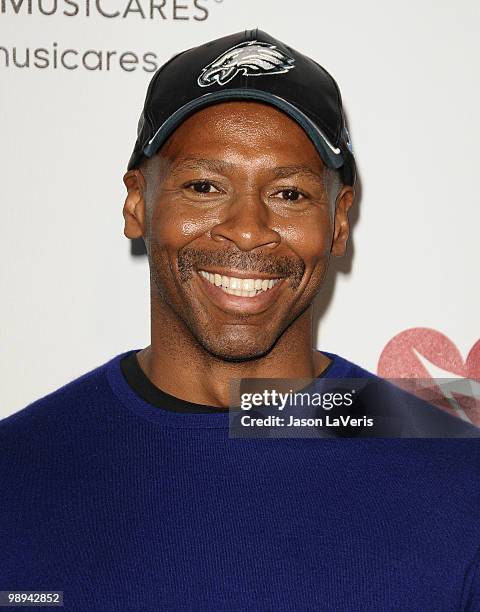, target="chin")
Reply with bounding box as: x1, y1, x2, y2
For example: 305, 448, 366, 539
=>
195, 327, 276, 363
